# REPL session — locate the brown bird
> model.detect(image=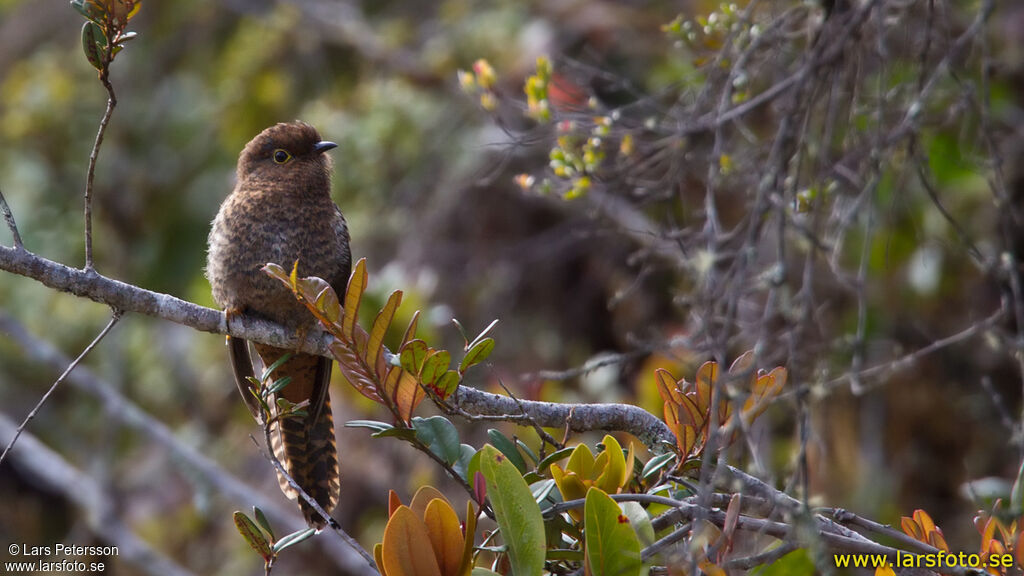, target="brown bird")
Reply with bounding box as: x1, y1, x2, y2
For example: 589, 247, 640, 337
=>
206, 121, 351, 529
